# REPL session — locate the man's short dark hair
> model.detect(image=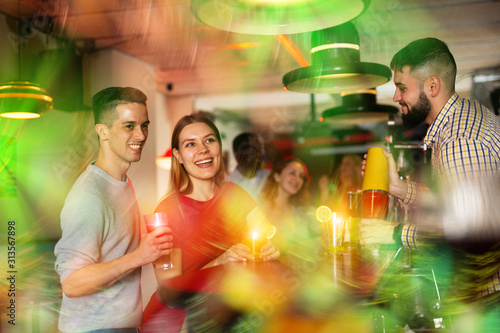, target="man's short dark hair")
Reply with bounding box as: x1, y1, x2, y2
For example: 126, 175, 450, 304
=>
233, 132, 261, 154
92, 87, 147, 126
232, 132, 263, 166
390, 38, 457, 89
